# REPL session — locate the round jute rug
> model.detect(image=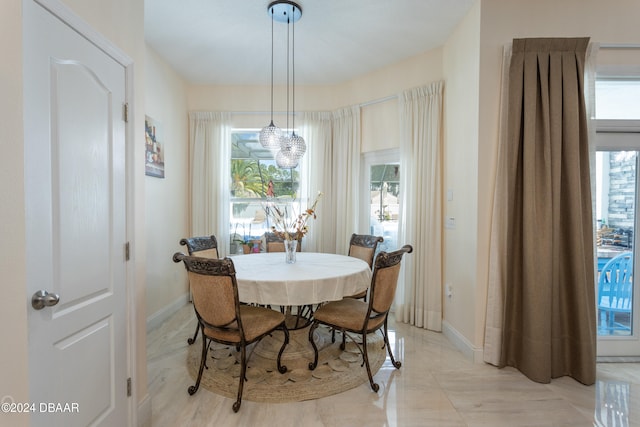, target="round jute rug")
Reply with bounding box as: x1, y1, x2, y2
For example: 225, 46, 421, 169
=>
186, 326, 385, 402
